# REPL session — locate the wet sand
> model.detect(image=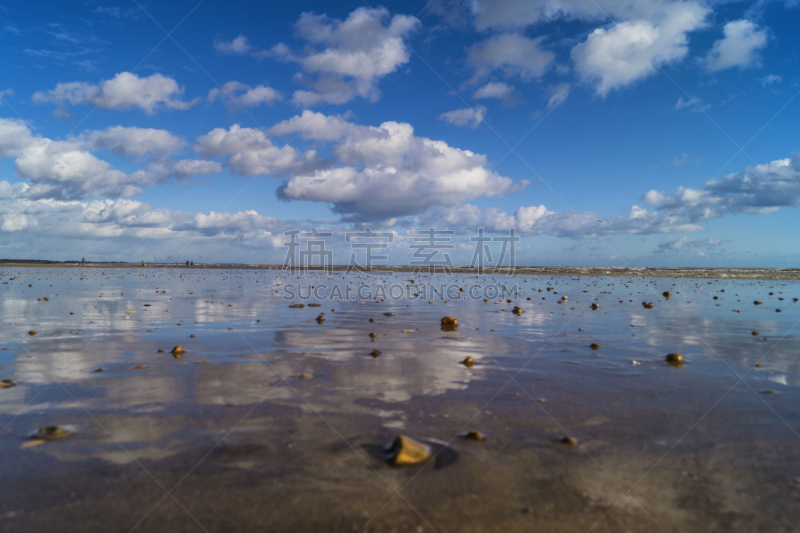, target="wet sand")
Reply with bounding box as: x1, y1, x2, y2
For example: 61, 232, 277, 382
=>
1, 267, 799, 532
